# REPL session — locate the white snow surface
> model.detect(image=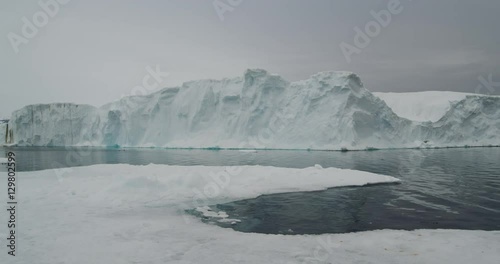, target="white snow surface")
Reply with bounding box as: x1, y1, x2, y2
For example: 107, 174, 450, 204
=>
6, 69, 500, 149
2, 164, 499, 264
